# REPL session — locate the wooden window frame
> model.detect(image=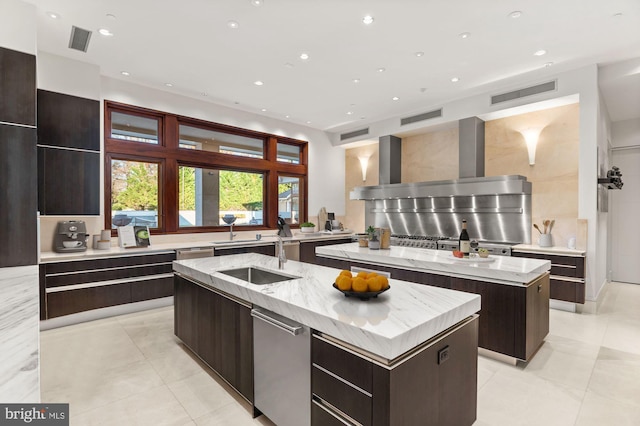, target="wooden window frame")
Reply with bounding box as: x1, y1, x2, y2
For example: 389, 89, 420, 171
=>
104, 101, 308, 235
